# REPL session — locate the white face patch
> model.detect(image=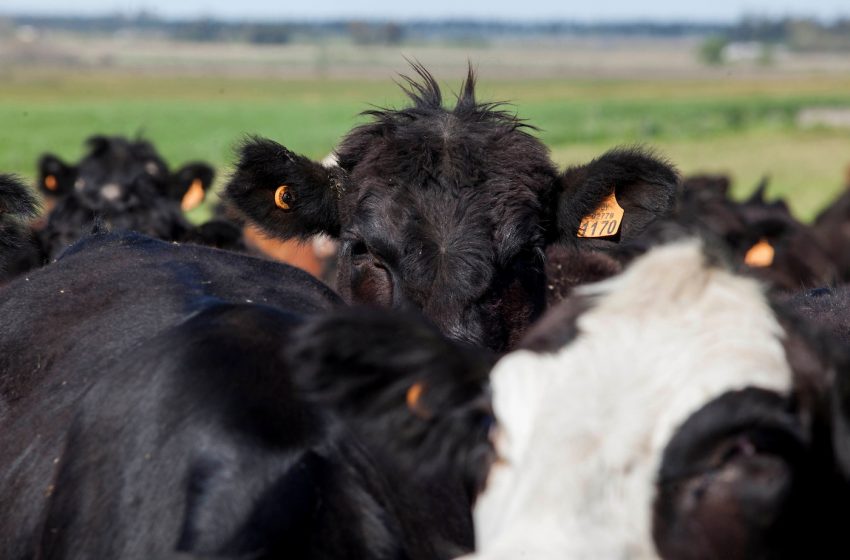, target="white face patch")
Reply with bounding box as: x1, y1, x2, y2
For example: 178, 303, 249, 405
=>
465, 240, 792, 560
100, 183, 122, 202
